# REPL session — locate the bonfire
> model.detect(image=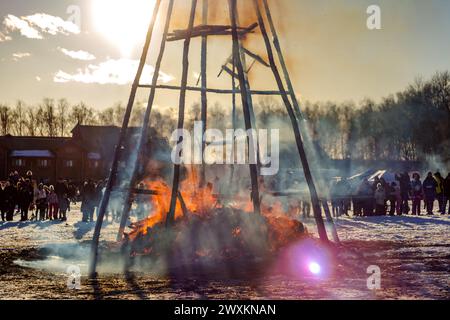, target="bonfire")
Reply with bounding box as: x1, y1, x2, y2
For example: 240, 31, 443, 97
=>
123, 168, 308, 265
